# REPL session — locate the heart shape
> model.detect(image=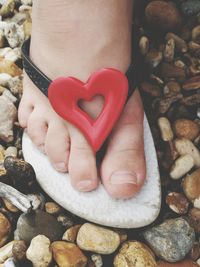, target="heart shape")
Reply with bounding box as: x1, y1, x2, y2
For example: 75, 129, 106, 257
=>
48, 68, 128, 151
